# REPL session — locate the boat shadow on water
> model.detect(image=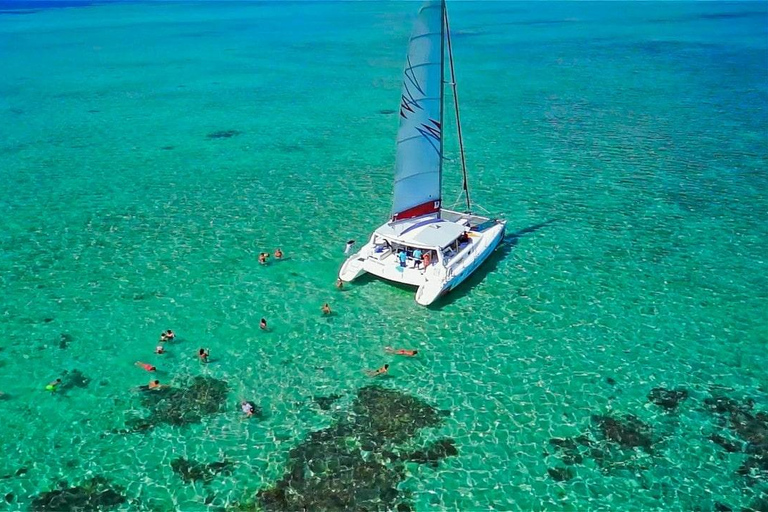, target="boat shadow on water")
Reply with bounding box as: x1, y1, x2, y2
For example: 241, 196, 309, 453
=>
429, 218, 558, 309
